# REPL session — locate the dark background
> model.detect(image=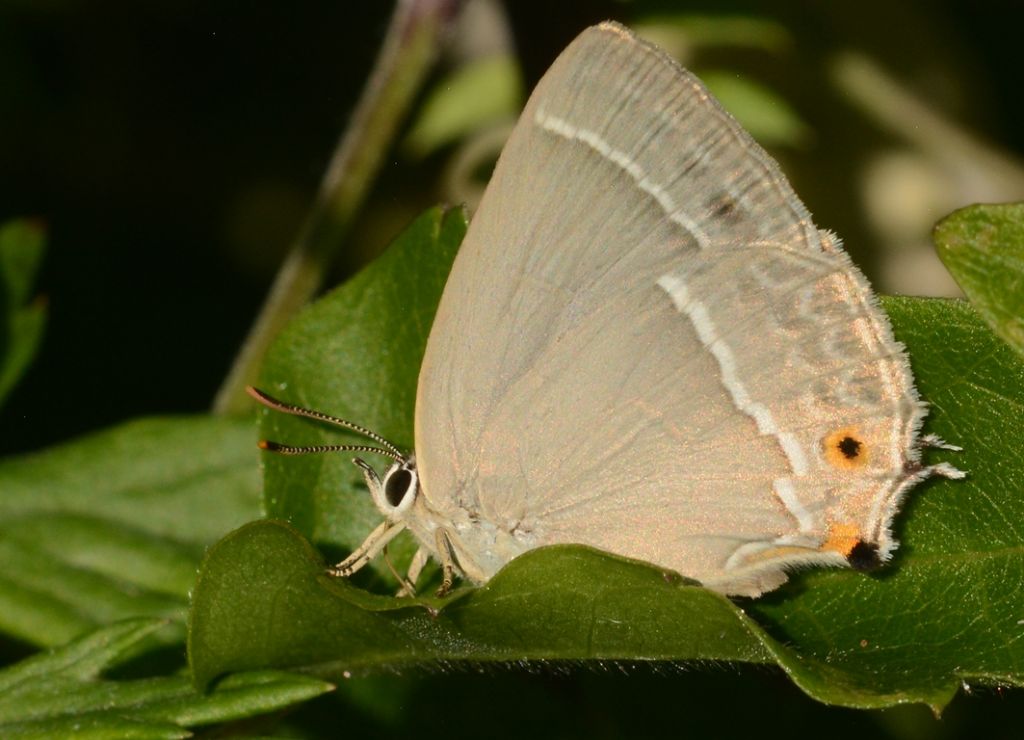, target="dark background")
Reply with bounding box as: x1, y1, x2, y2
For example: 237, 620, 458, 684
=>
2, 0, 1022, 456
1, 1, 1022, 736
